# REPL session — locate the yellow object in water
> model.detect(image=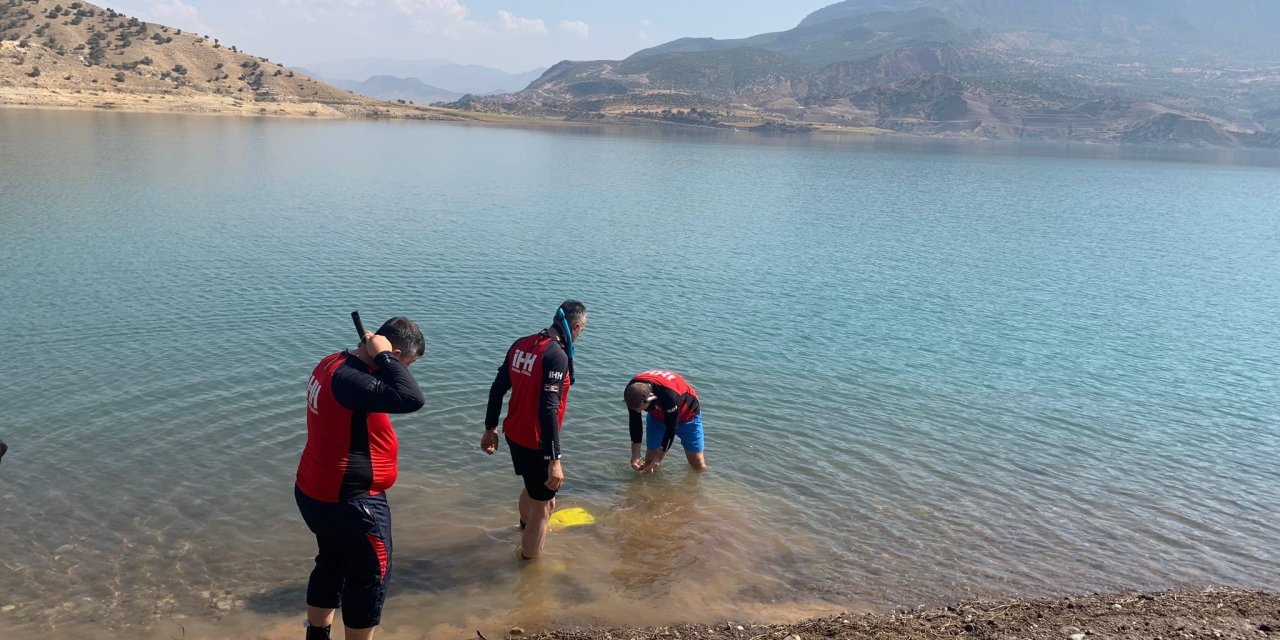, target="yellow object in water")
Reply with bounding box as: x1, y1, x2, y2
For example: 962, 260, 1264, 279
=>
548, 507, 595, 532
